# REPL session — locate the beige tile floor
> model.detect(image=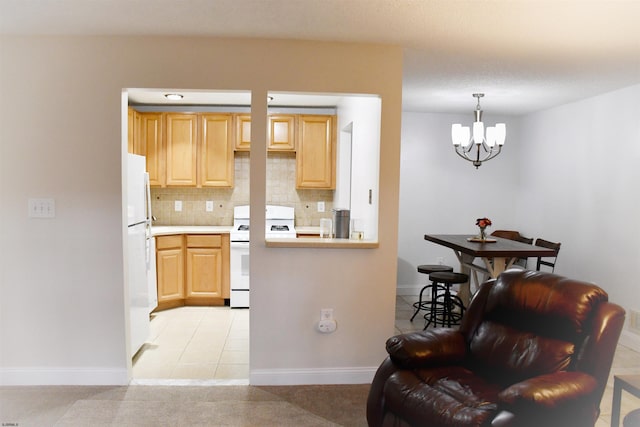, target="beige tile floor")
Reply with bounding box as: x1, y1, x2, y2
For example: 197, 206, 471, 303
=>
396, 293, 640, 426
132, 306, 249, 382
